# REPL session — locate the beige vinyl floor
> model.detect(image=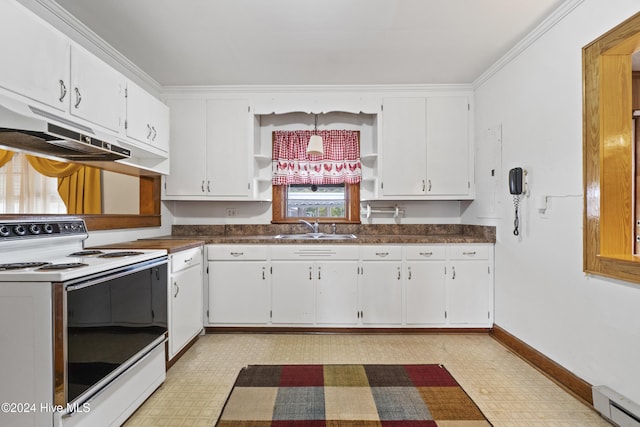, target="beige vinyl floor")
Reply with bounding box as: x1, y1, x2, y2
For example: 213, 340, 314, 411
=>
123, 333, 610, 427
